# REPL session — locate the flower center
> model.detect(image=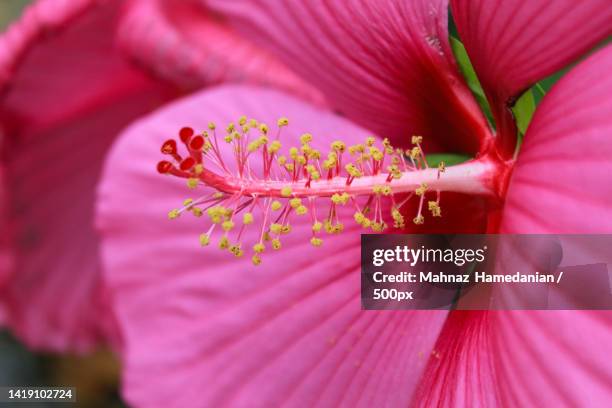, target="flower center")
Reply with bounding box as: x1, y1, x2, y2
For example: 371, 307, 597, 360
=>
157, 117, 499, 265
